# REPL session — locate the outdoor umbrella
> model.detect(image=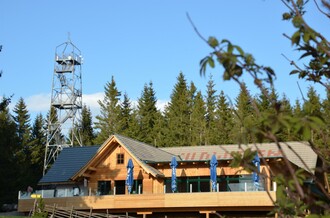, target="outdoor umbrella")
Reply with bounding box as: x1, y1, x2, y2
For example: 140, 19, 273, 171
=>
252, 153, 260, 190
170, 156, 178, 193
210, 154, 218, 192
126, 158, 134, 194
